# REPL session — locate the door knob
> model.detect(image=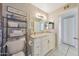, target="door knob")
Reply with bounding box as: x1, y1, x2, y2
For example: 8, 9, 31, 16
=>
74, 37, 78, 40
